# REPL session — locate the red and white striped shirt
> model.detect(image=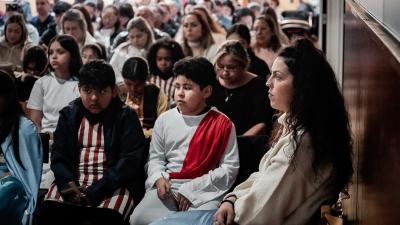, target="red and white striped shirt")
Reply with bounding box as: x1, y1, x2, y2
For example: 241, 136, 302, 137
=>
45, 117, 134, 219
